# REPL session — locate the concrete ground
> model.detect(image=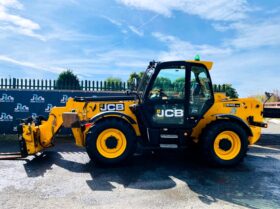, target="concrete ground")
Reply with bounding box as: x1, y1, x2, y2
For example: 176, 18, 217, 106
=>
0, 123, 279, 209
